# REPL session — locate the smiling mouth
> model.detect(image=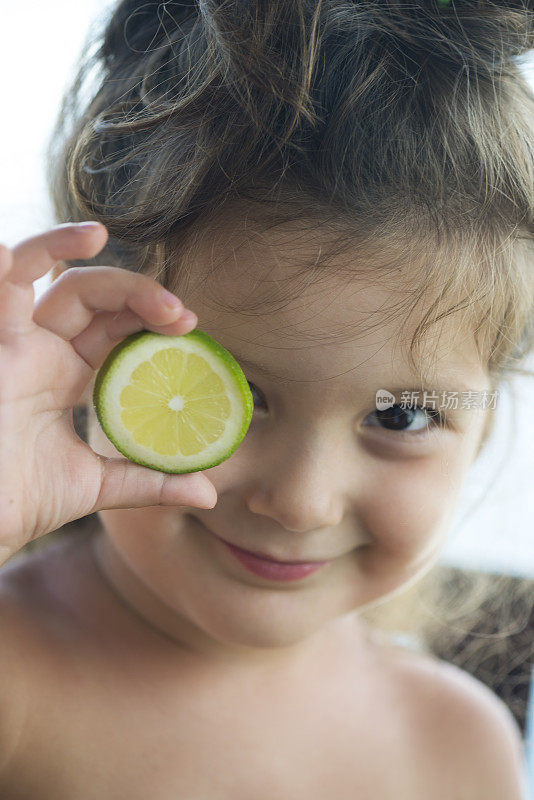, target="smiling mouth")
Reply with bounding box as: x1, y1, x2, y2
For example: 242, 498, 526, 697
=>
190, 516, 331, 565
211, 533, 327, 565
